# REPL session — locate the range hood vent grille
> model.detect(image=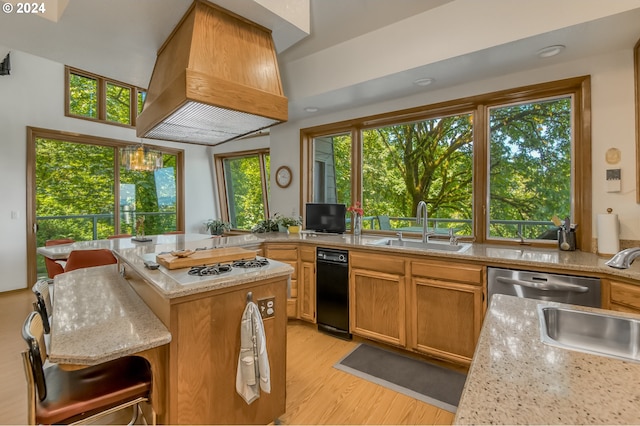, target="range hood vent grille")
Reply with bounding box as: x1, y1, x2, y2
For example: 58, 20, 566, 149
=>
137, 0, 288, 146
